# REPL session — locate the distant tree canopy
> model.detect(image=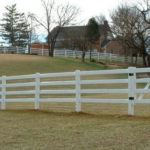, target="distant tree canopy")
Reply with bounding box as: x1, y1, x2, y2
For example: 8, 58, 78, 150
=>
85, 17, 100, 44
85, 17, 100, 61
1, 4, 29, 47
95, 14, 107, 24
